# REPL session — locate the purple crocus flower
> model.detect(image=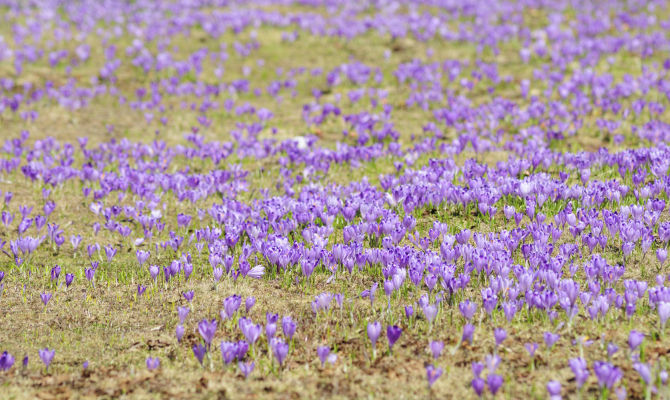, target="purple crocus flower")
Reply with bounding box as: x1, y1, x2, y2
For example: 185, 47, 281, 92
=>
220, 341, 237, 365
136, 250, 150, 267
317, 346, 330, 367
192, 344, 207, 365
430, 341, 444, 359
245, 297, 256, 313
405, 305, 414, 319
459, 300, 477, 320
137, 285, 146, 297
543, 332, 560, 349
524, 342, 538, 357
238, 361, 254, 378
270, 338, 289, 366
146, 357, 160, 370
461, 323, 475, 344
628, 330, 644, 351
246, 265, 265, 279
221, 295, 242, 320
85, 267, 96, 283
425, 364, 443, 388
266, 322, 277, 338
178, 306, 190, 324
0, 351, 14, 371
593, 361, 622, 389
50, 265, 61, 281
569, 357, 589, 388
176, 325, 184, 342
182, 290, 194, 302
659, 302, 670, 329
422, 303, 438, 323
282, 316, 296, 340
487, 374, 503, 395
494, 328, 507, 348
547, 380, 561, 400
607, 343, 619, 358
65, 273, 74, 287
239, 318, 261, 344
471, 377, 485, 397
386, 325, 402, 351
104, 245, 117, 262
39, 348, 55, 372
41, 292, 52, 306
149, 265, 159, 282
70, 235, 81, 249
198, 319, 217, 347
236, 341, 249, 360
367, 321, 381, 349
633, 362, 652, 385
